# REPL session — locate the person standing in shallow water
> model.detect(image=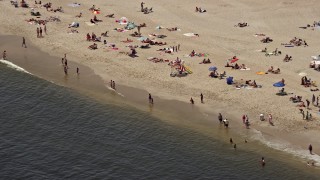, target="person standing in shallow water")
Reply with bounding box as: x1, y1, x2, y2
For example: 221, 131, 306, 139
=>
2, 50, 7, 60
218, 113, 223, 123
261, 157, 266, 167
190, 97, 194, 104
309, 144, 313, 154
149, 93, 152, 103
200, 93, 204, 103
